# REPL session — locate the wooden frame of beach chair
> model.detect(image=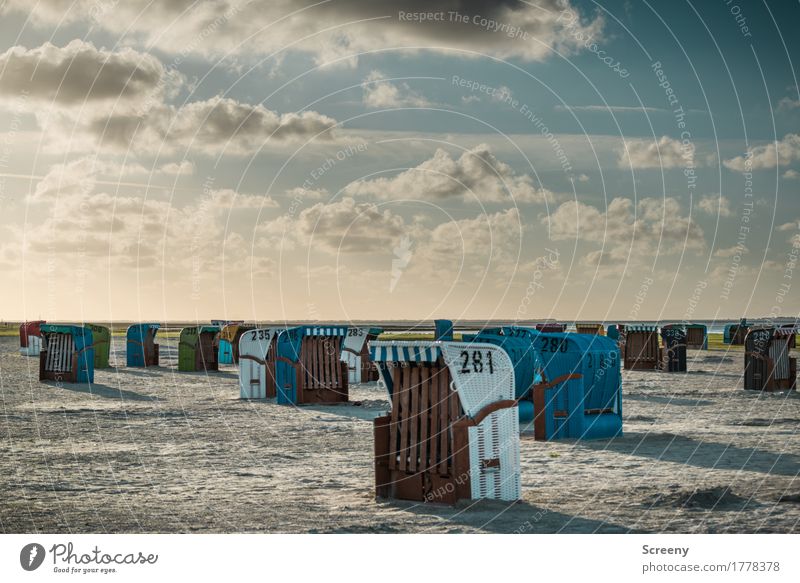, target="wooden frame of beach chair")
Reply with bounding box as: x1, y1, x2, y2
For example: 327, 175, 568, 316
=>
19, 320, 45, 356
39, 324, 95, 384
623, 325, 660, 370
275, 326, 349, 405
744, 327, 797, 391
238, 327, 281, 399
126, 323, 160, 367
371, 340, 520, 504
660, 325, 687, 372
